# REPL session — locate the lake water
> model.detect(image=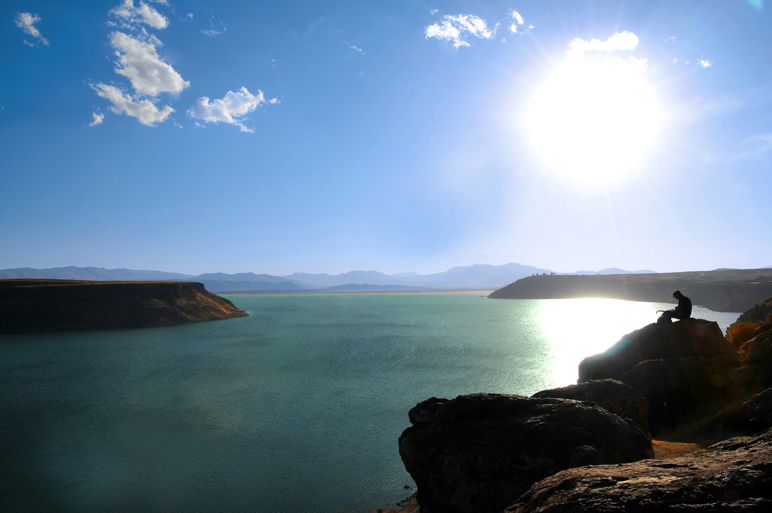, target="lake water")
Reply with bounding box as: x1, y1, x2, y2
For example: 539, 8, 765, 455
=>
0, 295, 740, 512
